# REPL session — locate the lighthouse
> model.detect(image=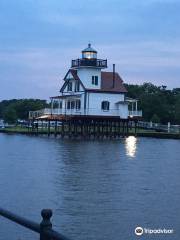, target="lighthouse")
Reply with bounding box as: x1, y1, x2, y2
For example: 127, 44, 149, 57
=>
29, 44, 142, 137
45, 43, 141, 118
